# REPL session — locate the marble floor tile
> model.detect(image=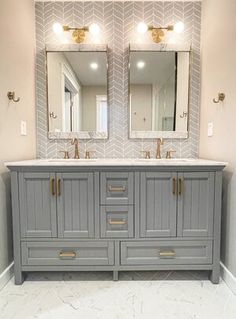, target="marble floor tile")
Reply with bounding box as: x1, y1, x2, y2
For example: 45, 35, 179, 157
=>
0, 271, 235, 319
